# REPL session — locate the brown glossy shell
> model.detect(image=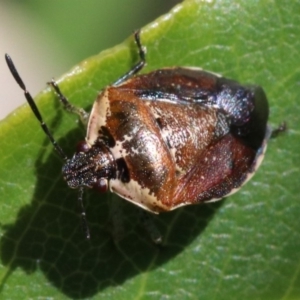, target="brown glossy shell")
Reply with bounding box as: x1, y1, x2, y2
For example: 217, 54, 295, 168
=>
86, 67, 268, 213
